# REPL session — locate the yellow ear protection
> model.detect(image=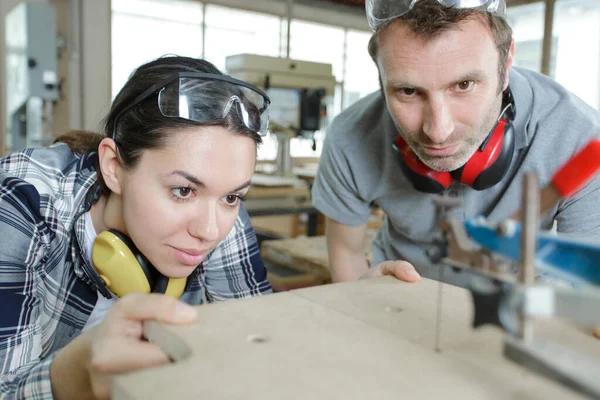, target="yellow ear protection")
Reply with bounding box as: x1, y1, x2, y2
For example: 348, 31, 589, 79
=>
91, 229, 187, 298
